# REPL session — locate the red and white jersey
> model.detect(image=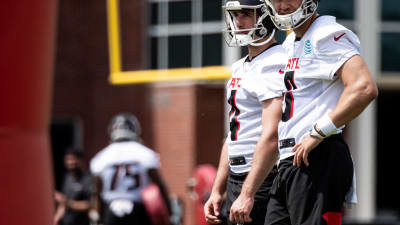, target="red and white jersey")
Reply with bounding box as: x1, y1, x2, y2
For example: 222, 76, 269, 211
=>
278, 16, 361, 160
226, 44, 286, 173
90, 141, 160, 203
